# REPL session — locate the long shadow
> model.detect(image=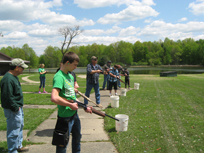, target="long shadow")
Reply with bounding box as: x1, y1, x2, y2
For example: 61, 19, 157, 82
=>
35, 129, 54, 137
